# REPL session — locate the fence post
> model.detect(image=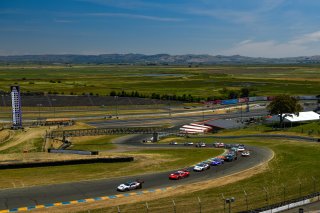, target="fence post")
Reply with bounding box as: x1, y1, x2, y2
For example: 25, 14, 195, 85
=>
243, 189, 248, 211
221, 193, 226, 213
145, 202, 149, 213
198, 196, 202, 213
282, 183, 286, 202
172, 199, 176, 213
298, 178, 302, 197
312, 176, 317, 193
263, 187, 269, 205
117, 206, 121, 213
